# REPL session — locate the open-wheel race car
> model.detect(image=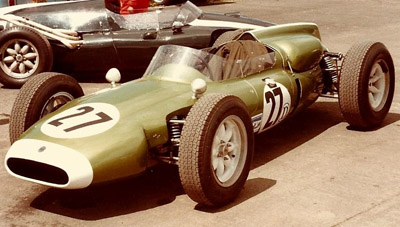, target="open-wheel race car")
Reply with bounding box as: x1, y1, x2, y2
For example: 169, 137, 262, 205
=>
5, 23, 395, 206
0, 0, 272, 88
